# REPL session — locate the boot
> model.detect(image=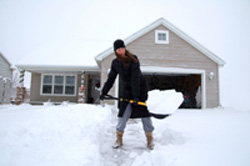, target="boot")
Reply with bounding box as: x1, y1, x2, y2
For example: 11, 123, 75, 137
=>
113, 130, 124, 149
145, 132, 154, 150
